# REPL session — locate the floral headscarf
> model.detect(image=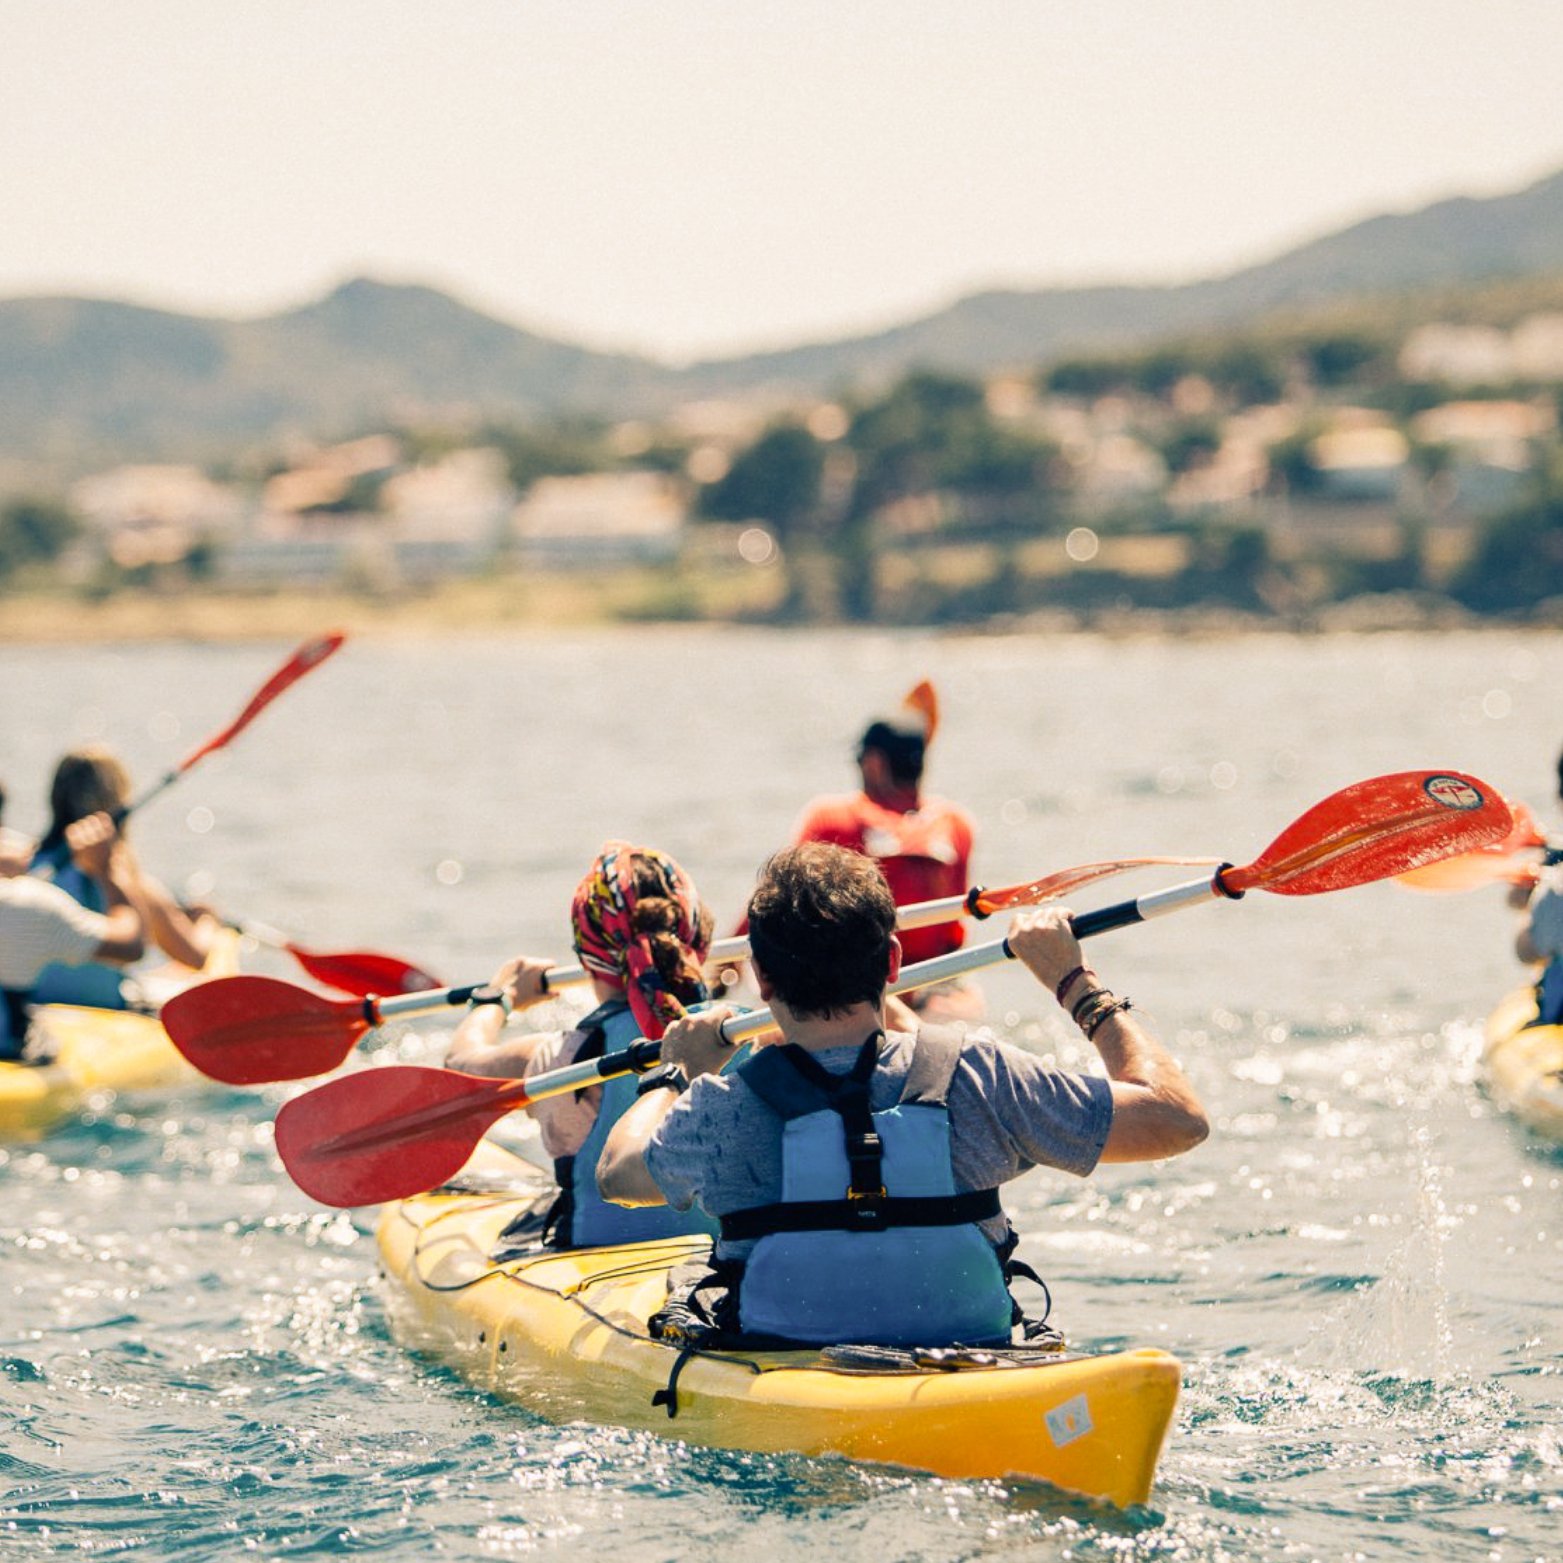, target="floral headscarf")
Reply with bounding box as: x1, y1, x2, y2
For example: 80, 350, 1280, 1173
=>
570, 842, 710, 1039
